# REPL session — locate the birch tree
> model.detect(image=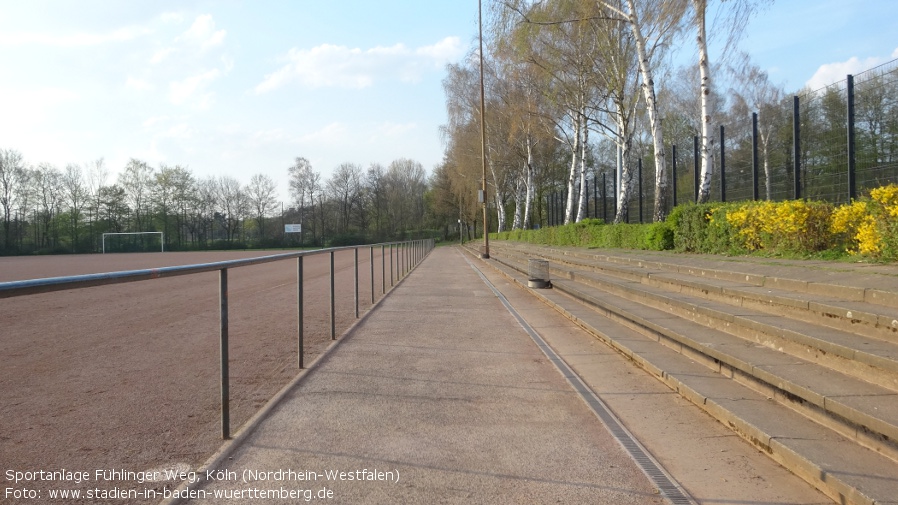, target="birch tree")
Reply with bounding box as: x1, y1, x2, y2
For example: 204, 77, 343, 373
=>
690, 0, 767, 202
